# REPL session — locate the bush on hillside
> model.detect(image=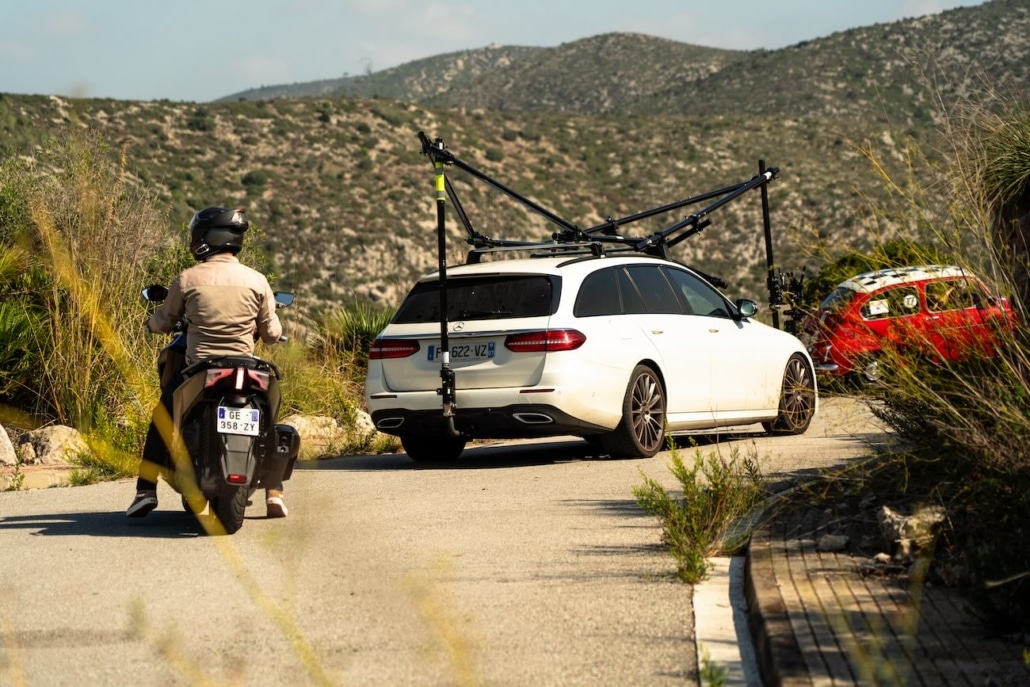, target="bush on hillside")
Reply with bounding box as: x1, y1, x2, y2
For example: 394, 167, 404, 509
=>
853, 92, 1030, 633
